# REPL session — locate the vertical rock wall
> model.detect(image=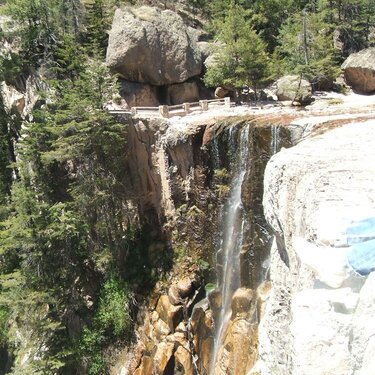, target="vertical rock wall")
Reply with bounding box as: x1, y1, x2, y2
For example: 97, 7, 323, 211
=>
259, 120, 375, 375
113, 116, 292, 375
